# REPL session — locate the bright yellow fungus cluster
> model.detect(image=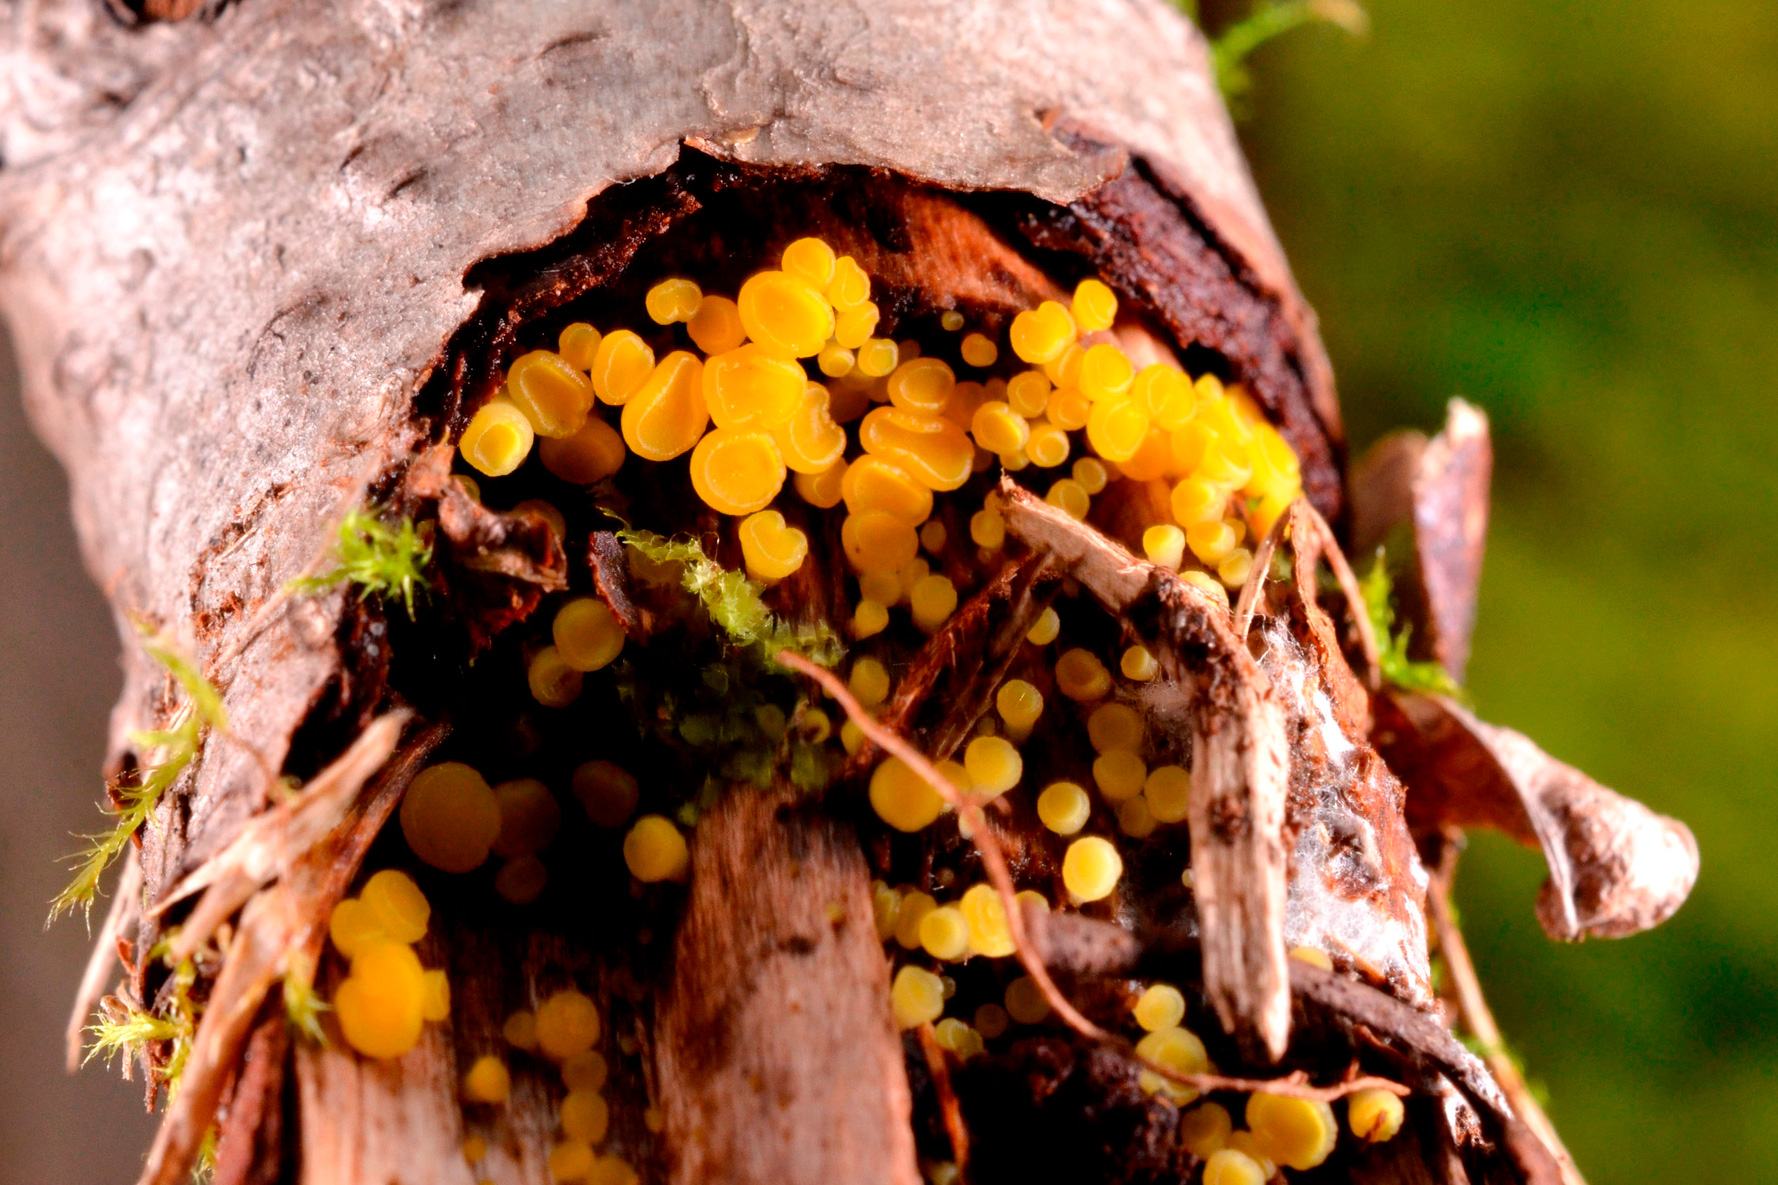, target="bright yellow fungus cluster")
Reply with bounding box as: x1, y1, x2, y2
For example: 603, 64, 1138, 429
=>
328, 870, 449, 1059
